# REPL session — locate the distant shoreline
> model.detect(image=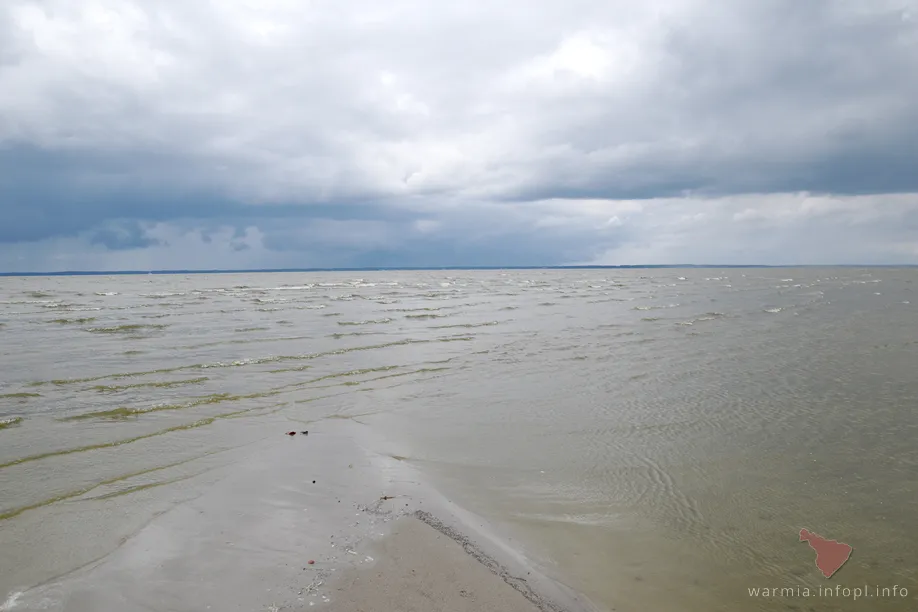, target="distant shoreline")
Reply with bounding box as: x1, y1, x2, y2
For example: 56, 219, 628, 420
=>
2, 264, 915, 277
